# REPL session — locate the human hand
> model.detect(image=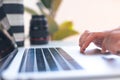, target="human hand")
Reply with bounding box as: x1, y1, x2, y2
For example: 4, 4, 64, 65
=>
79, 30, 120, 55
79, 30, 106, 53
102, 30, 120, 55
